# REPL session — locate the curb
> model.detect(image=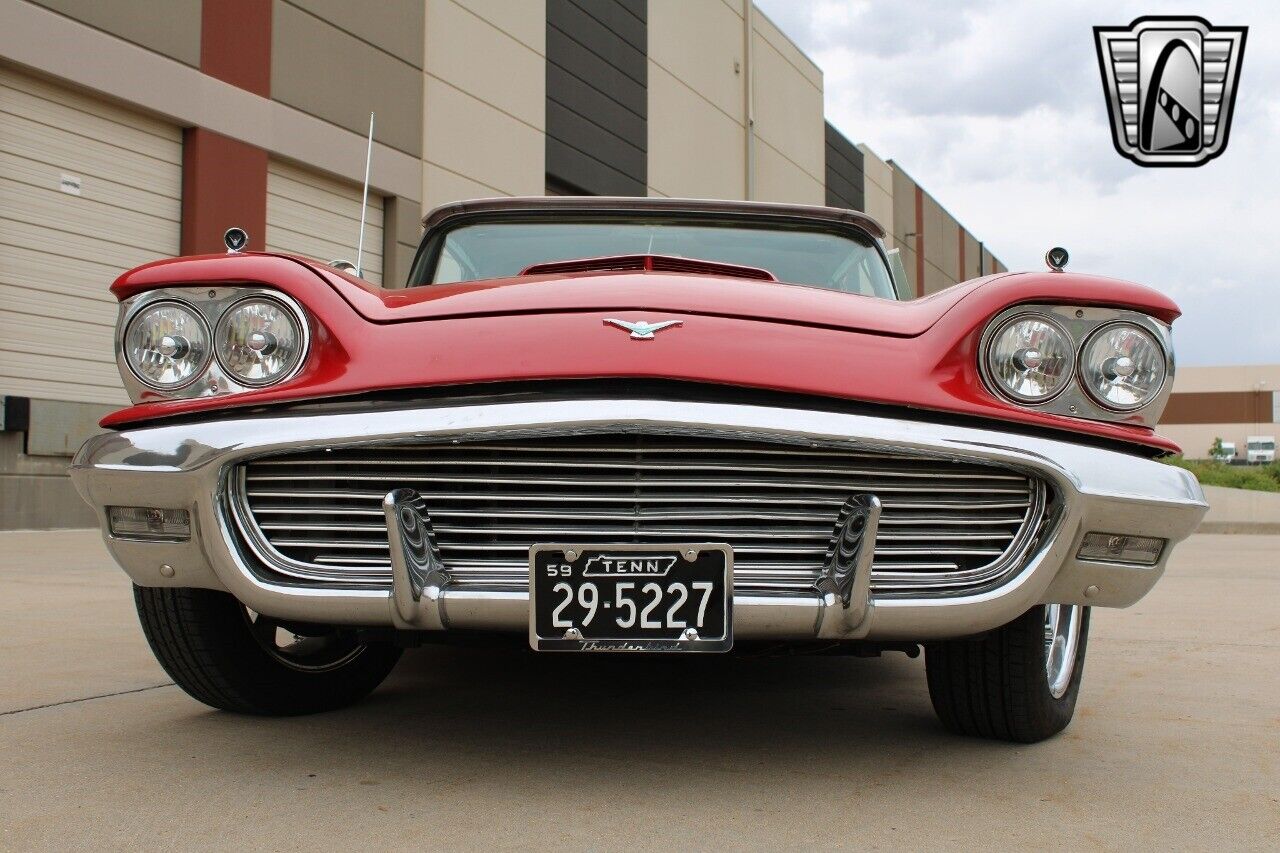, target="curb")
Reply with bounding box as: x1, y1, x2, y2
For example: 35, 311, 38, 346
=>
1196, 522, 1280, 536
